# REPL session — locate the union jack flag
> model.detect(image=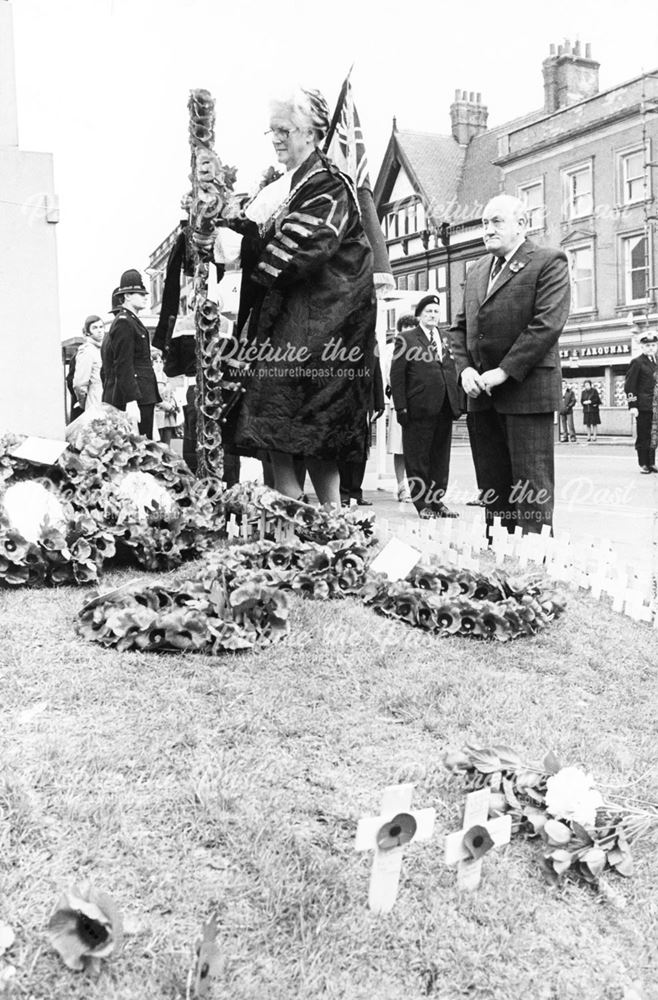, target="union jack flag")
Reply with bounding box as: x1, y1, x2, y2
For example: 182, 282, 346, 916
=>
326, 79, 372, 191
325, 74, 393, 288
